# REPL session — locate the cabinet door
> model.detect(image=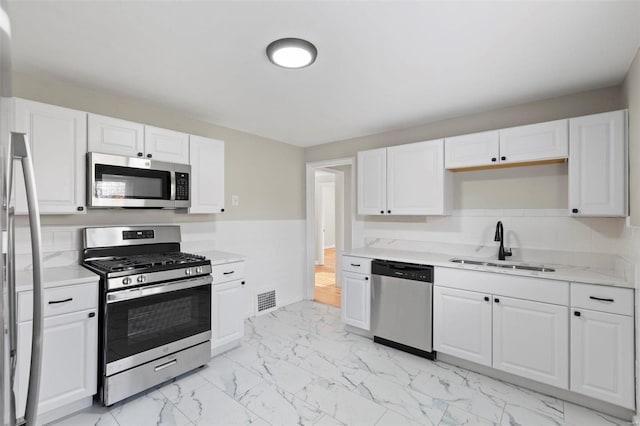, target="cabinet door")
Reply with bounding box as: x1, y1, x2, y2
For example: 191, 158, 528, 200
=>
88, 113, 144, 158
13, 99, 87, 214
570, 309, 634, 409
499, 119, 568, 164
144, 125, 190, 164
341, 272, 371, 330
212, 280, 245, 352
569, 110, 627, 217
387, 139, 449, 215
189, 135, 225, 214
493, 296, 568, 388
357, 148, 386, 215
444, 130, 499, 169
16, 310, 98, 418
433, 286, 492, 366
